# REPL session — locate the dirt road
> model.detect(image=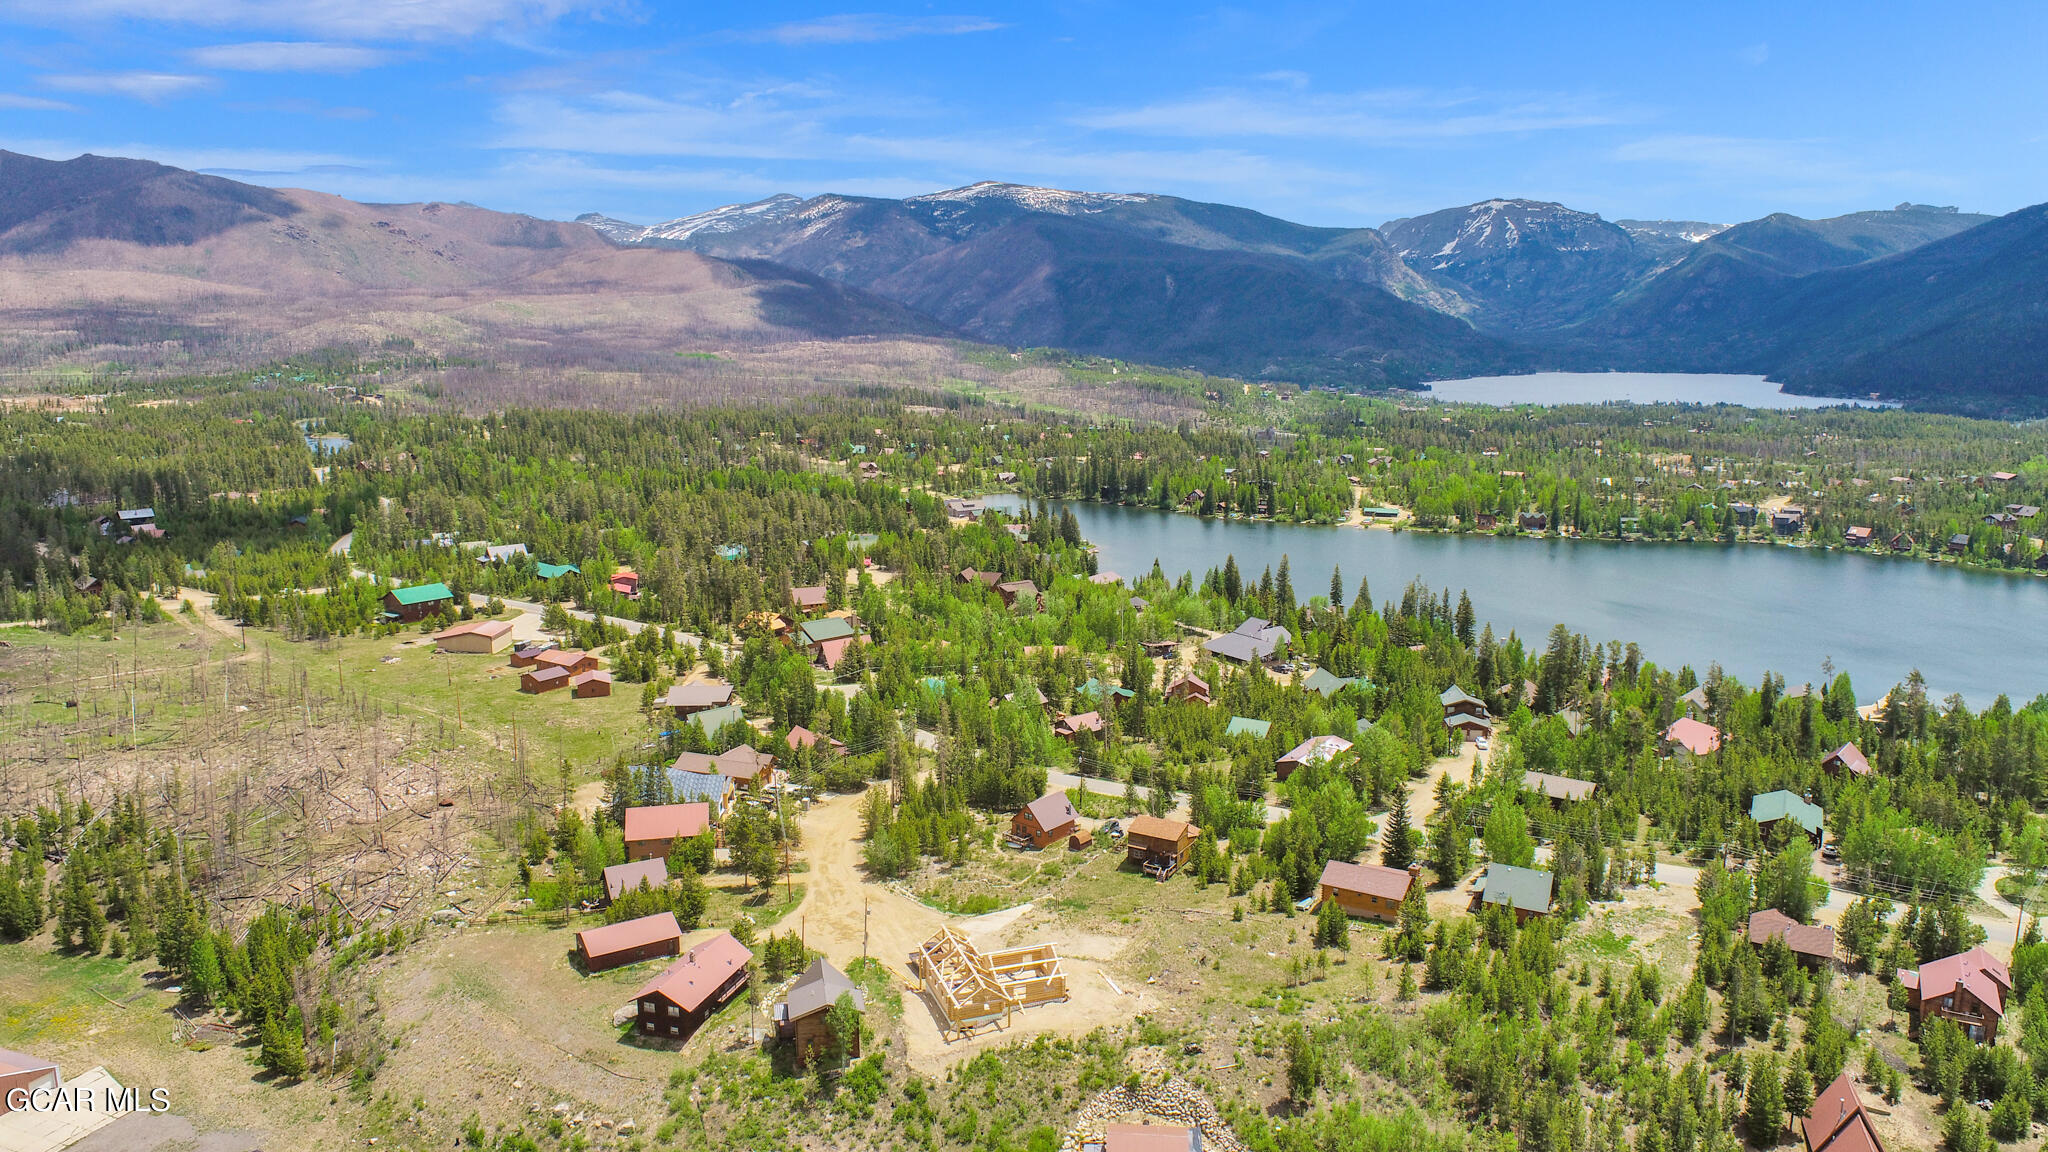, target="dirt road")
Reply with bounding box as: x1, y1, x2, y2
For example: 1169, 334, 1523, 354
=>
790, 788, 1129, 1072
